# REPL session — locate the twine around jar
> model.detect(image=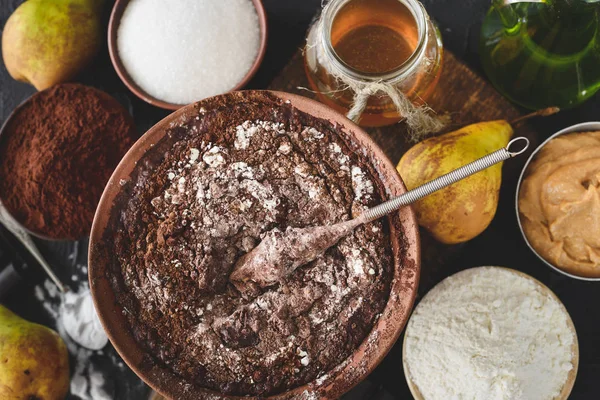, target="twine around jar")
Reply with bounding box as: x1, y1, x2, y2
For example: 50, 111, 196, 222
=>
307, 1, 447, 140
346, 81, 447, 139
